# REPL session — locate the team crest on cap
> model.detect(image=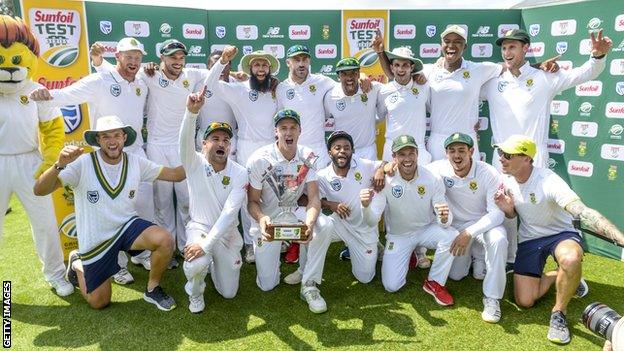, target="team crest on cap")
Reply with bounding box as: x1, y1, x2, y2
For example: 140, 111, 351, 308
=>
391, 185, 403, 198
309, 84, 316, 93
469, 180, 478, 192
417, 185, 426, 197
330, 179, 342, 191
529, 192, 537, 204
497, 81, 509, 92
249, 90, 259, 101
222, 176, 231, 186
129, 190, 135, 199
411, 88, 419, 96
336, 99, 346, 111
182, 80, 190, 89
463, 71, 470, 80
360, 93, 368, 103
159, 78, 169, 88
389, 93, 399, 103
135, 87, 141, 96
444, 177, 454, 188
110, 84, 121, 97
286, 88, 295, 100
19, 95, 29, 105
354, 171, 362, 181
87, 190, 99, 204
505, 29, 514, 36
